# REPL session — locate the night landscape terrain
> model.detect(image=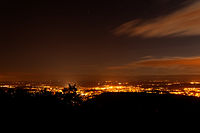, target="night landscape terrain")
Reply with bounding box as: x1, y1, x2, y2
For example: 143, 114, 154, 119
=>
1, 80, 200, 113
1, 0, 200, 112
